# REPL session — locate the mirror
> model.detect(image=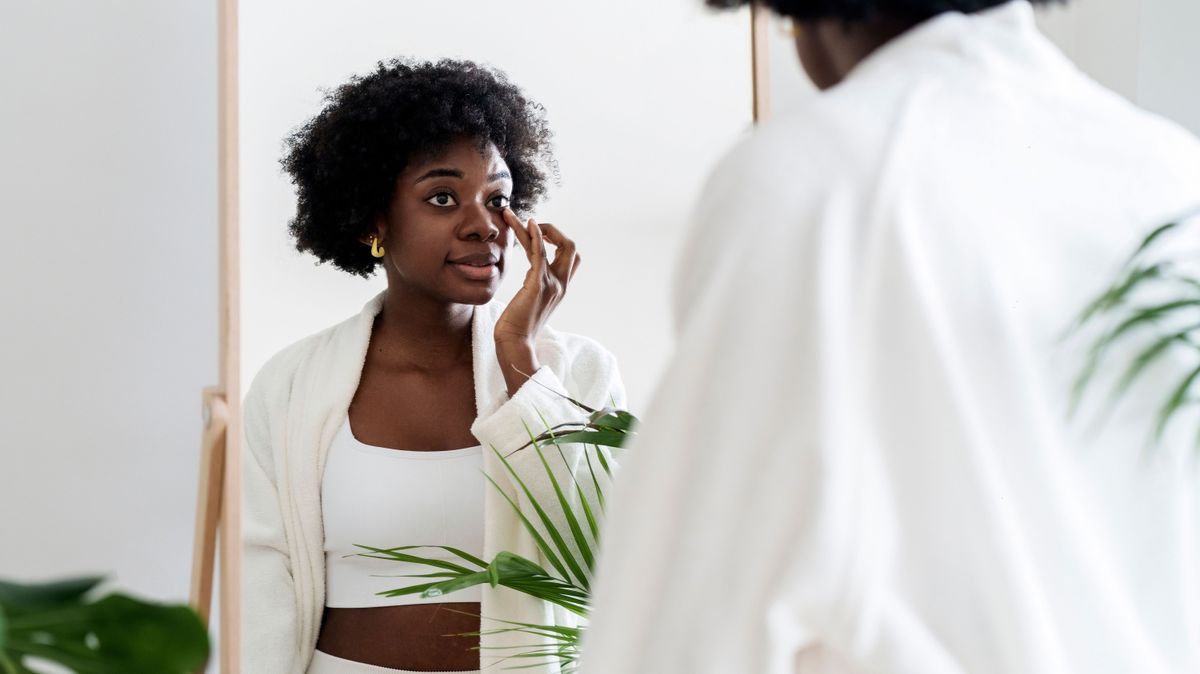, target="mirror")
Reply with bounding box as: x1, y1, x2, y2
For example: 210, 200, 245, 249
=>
209, 0, 758, 671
